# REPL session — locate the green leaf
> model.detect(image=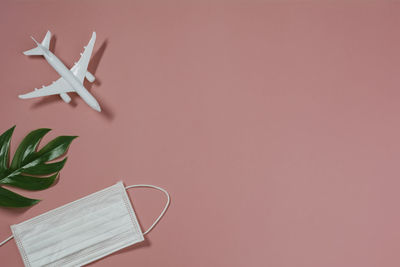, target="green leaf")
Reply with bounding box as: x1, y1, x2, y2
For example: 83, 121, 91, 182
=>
0, 173, 58, 191
22, 158, 67, 175
0, 126, 15, 175
10, 128, 51, 170
0, 187, 39, 207
34, 136, 78, 162
0, 126, 76, 207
